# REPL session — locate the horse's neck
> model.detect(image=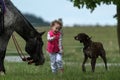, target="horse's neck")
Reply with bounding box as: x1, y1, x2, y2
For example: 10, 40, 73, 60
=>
14, 19, 37, 41
13, 9, 37, 41
4, 0, 37, 41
